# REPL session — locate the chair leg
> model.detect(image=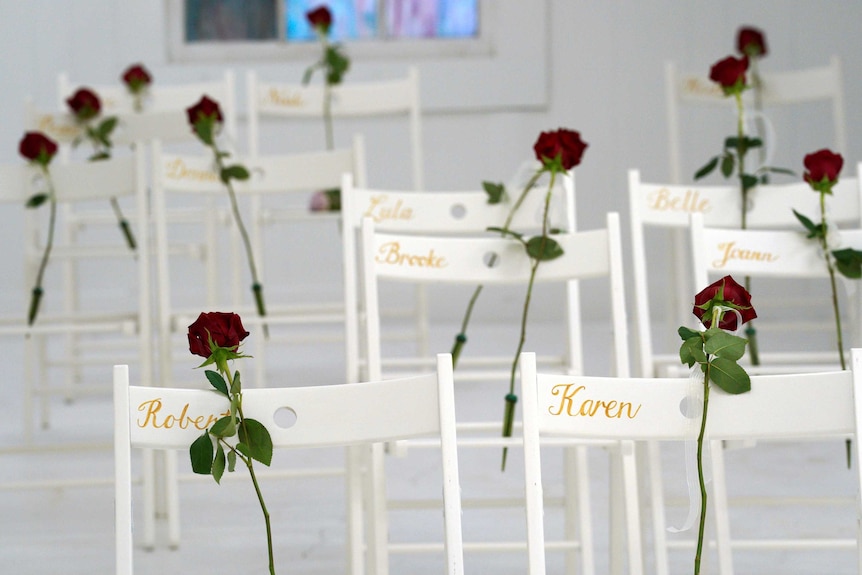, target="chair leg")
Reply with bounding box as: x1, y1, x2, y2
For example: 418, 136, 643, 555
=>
565, 445, 595, 575
710, 439, 734, 575
620, 441, 644, 575
346, 445, 366, 575
142, 448, 157, 550
364, 442, 389, 575
165, 449, 181, 549
609, 445, 626, 575
646, 440, 671, 575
